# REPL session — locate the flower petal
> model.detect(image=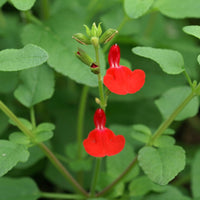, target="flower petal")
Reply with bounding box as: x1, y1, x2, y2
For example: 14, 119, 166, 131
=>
108, 44, 120, 68
83, 129, 106, 157
83, 128, 125, 157
127, 69, 145, 94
